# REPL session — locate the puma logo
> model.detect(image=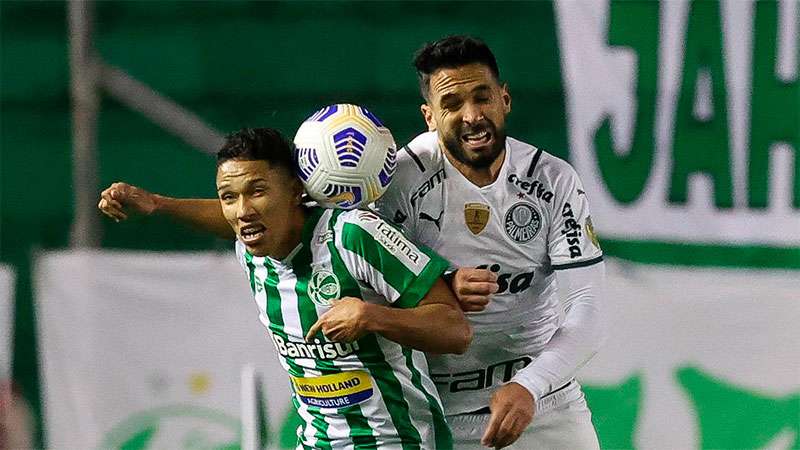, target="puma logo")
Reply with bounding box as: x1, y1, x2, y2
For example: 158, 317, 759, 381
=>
419, 210, 444, 231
